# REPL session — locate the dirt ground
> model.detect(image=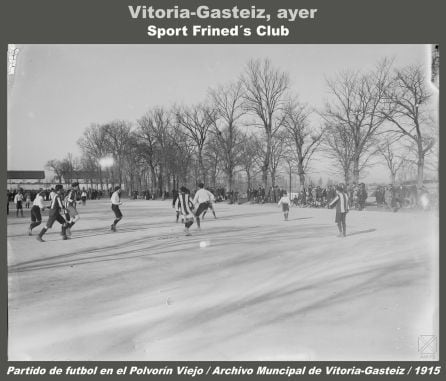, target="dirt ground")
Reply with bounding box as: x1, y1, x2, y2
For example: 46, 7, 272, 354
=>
6, 199, 439, 361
